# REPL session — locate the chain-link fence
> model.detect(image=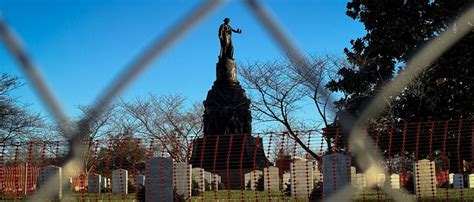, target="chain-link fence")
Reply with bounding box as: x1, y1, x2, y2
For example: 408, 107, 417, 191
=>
1, 0, 473, 201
